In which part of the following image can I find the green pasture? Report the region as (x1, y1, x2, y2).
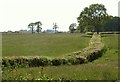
(2, 33, 90, 57)
(2, 34, 119, 80)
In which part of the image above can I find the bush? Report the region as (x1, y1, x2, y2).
(60, 58, 68, 65)
(29, 57, 49, 67)
(2, 59, 10, 67)
(51, 58, 61, 66)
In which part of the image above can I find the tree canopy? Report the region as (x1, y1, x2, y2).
(103, 16, 120, 32)
(69, 23, 77, 33)
(28, 21, 42, 34)
(77, 3, 108, 33)
(28, 23, 35, 34)
(35, 21, 42, 33)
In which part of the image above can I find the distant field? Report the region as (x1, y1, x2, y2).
(2, 33, 90, 57)
(2, 34, 118, 80)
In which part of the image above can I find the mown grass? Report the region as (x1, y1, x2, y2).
(2, 34, 118, 80)
(2, 33, 90, 57)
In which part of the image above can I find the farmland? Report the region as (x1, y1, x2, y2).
(2, 33, 119, 80)
(2, 33, 90, 57)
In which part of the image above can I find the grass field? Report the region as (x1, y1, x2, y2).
(2, 33, 90, 57)
(2, 33, 118, 80)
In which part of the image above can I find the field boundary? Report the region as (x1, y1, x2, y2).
(2, 33, 106, 68)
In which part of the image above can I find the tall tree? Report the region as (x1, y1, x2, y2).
(69, 23, 77, 33)
(35, 21, 42, 33)
(53, 23, 58, 33)
(28, 23, 35, 34)
(77, 4, 108, 33)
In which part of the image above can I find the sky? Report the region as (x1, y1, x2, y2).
(0, 0, 119, 32)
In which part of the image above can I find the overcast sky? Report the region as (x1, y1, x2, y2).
(0, 0, 119, 32)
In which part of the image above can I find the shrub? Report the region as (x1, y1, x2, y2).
(28, 57, 49, 67)
(2, 59, 10, 67)
(51, 58, 61, 66)
(61, 58, 68, 65)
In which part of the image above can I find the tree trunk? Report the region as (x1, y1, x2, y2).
(32, 27, 33, 34)
(55, 29, 56, 33)
(38, 28, 39, 34)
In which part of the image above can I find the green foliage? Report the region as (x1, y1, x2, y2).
(103, 16, 120, 31)
(28, 21, 42, 34)
(60, 58, 68, 65)
(77, 3, 108, 33)
(67, 57, 83, 65)
(28, 57, 49, 67)
(69, 23, 77, 33)
(51, 58, 62, 66)
(35, 21, 42, 33)
(77, 3, 120, 33)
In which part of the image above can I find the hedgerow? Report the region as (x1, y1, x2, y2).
(2, 33, 106, 68)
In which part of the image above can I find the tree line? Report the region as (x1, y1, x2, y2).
(28, 21, 42, 34)
(69, 4, 120, 33)
(28, 22, 59, 34)
(28, 4, 120, 34)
